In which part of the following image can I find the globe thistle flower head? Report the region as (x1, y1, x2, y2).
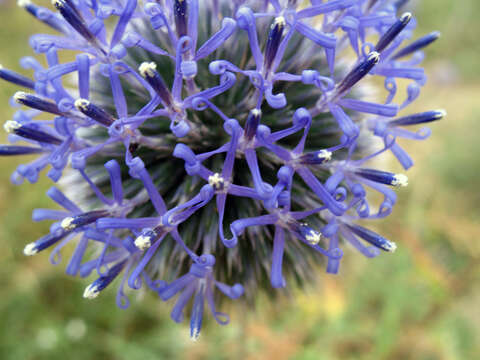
(0, 0, 443, 339)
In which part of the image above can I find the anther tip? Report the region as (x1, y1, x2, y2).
(60, 216, 75, 230)
(319, 149, 332, 162)
(251, 108, 262, 116)
(24, 242, 38, 256)
(17, 0, 31, 8)
(400, 12, 412, 23)
(138, 62, 157, 77)
(13, 91, 27, 103)
(190, 328, 200, 341)
(368, 51, 380, 63)
(4, 120, 21, 133)
(134, 235, 152, 251)
(386, 241, 397, 252)
(393, 174, 408, 187)
(208, 173, 225, 190)
(74, 98, 90, 111)
(303, 226, 322, 245)
(83, 284, 99, 299)
(274, 16, 286, 26)
(435, 109, 447, 119)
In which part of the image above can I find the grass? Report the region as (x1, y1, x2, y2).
(0, 1, 479, 359)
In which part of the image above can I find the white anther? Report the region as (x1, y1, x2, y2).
(83, 284, 99, 299)
(318, 149, 332, 162)
(139, 62, 157, 77)
(60, 216, 75, 230)
(392, 174, 408, 187)
(208, 173, 224, 189)
(273, 16, 286, 26)
(435, 109, 447, 119)
(17, 0, 32, 7)
(23, 242, 38, 256)
(384, 241, 397, 252)
(190, 327, 200, 341)
(305, 229, 322, 245)
(74, 98, 90, 111)
(13, 91, 27, 103)
(368, 51, 380, 63)
(400, 12, 412, 23)
(4, 120, 21, 133)
(134, 234, 152, 251)
(251, 108, 262, 116)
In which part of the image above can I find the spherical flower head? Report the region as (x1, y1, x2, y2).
(0, 0, 443, 339)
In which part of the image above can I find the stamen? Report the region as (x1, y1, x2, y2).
(264, 16, 286, 74)
(19, 0, 62, 31)
(354, 168, 408, 187)
(23, 242, 38, 256)
(52, 0, 102, 49)
(4, 120, 21, 133)
(60, 217, 74, 230)
(0, 145, 44, 156)
(174, 0, 188, 38)
(375, 12, 412, 53)
(17, 0, 32, 7)
(134, 226, 165, 251)
(138, 62, 157, 78)
(388, 109, 446, 127)
(14, 91, 64, 115)
(4, 120, 62, 145)
(336, 52, 380, 95)
(208, 173, 225, 191)
(391, 174, 408, 187)
(299, 149, 332, 165)
(23, 230, 70, 256)
(305, 230, 322, 245)
(134, 231, 154, 251)
(0, 64, 35, 89)
(83, 284, 100, 299)
(139, 62, 173, 107)
(346, 224, 396, 252)
(391, 31, 440, 60)
(243, 109, 261, 141)
(290, 222, 323, 245)
(60, 210, 110, 231)
(74, 98, 115, 127)
(83, 259, 127, 299)
(190, 286, 205, 341)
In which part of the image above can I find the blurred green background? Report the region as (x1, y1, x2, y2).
(0, 1, 479, 359)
